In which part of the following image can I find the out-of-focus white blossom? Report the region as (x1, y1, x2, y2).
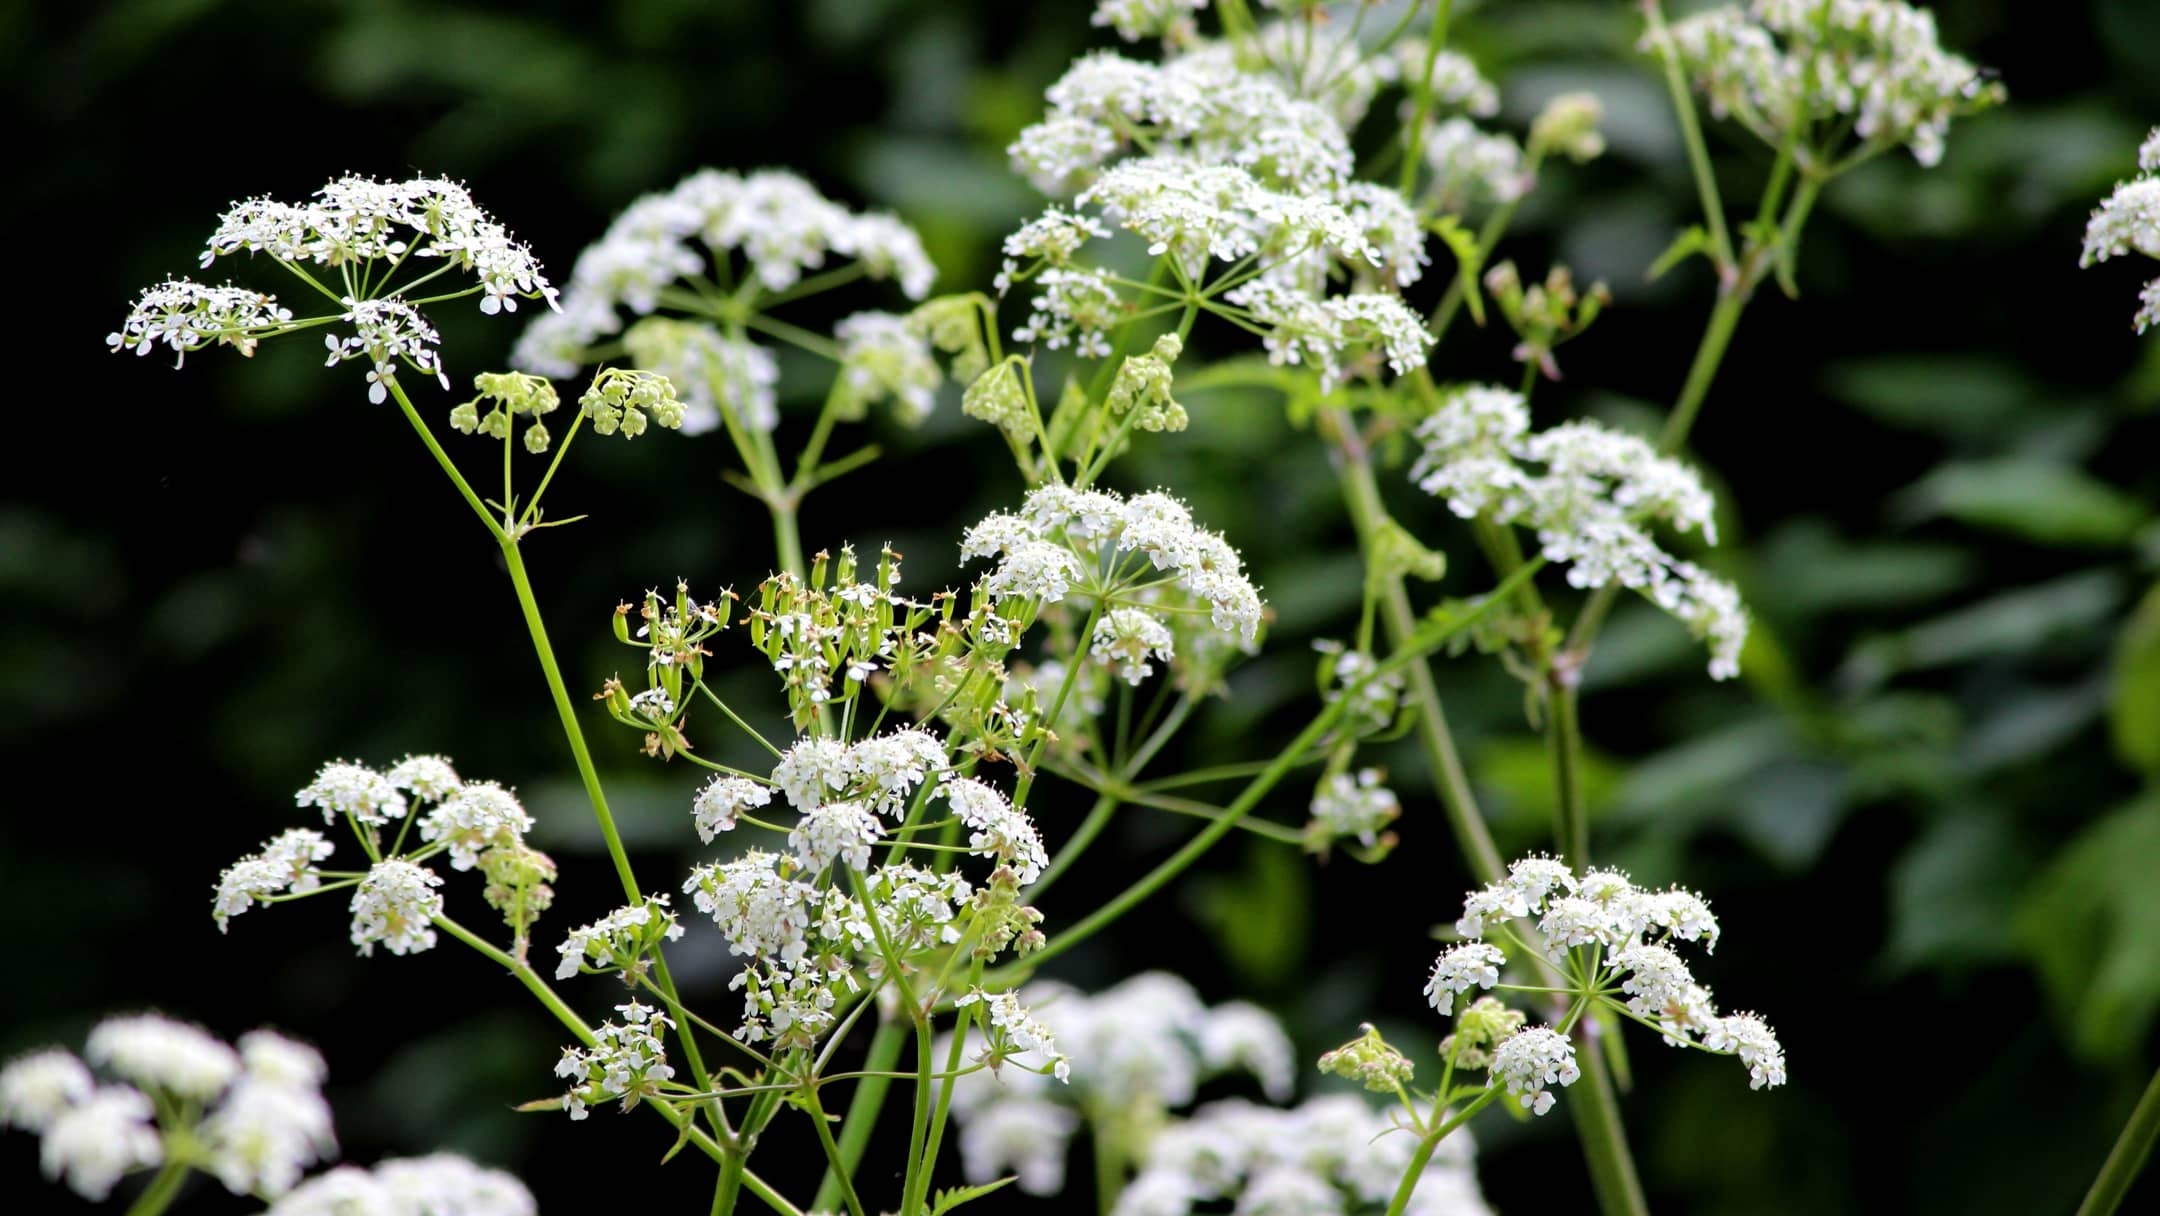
(38, 1086, 161, 1200)
(513, 168, 934, 377)
(1422, 118, 1531, 211)
(85, 1014, 240, 1102)
(267, 1154, 537, 1216)
(1306, 768, 1400, 849)
(835, 310, 942, 425)
(0, 1051, 93, 1133)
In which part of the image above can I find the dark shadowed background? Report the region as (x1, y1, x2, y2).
(5, 1, 2160, 1212)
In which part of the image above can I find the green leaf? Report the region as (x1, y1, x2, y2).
(929, 1178, 1018, 1215)
(1886, 808, 2026, 970)
(1822, 356, 2034, 439)
(1431, 214, 1485, 325)
(2112, 582, 2160, 776)
(2015, 793, 2160, 1061)
(1646, 224, 1710, 281)
(1894, 460, 2147, 548)
(1188, 839, 1311, 987)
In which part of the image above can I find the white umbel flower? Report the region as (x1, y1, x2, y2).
(295, 760, 407, 827)
(1094, 607, 1177, 685)
(943, 778, 1050, 885)
(2082, 129, 2160, 333)
(85, 1014, 240, 1101)
(1307, 768, 1400, 848)
(385, 754, 462, 803)
(266, 1154, 536, 1216)
(214, 828, 334, 932)
(693, 775, 773, 841)
(106, 279, 294, 366)
(39, 1086, 160, 1200)
(789, 800, 886, 873)
(349, 860, 445, 957)
(419, 780, 532, 871)
(0, 1050, 93, 1132)
(556, 896, 686, 981)
(1489, 1026, 1580, 1116)
(1704, 1013, 1788, 1090)
(200, 1073, 336, 1198)
(1425, 943, 1507, 1016)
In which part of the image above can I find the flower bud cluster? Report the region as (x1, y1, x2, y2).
(579, 367, 685, 437)
(449, 371, 560, 454)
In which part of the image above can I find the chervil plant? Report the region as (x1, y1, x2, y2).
(44, 2, 2078, 1214)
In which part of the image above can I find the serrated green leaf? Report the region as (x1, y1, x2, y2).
(930, 1176, 1018, 1215)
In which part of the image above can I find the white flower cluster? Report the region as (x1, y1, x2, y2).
(106, 279, 294, 366)
(1440, 856, 1786, 1097)
(833, 310, 941, 425)
(962, 483, 1266, 651)
(1, 1018, 333, 1201)
(946, 973, 1300, 1197)
(1116, 1095, 1492, 1216)
(555, 1001, 676, 1119)
(512, 168, 935, 378)
(1651, 0, 2003, 167)
(349, 859, 445, 957)
(2081, 126, 2160, 333)
(264, 1153, 535, 1216)
(1307, 767, 1401, 848)
(1422, 117, 1531, 211)
(417, 781, 533, 871)
(1411, 385, 1748, 678)
(1223, 277, 1436, 387)
(1011, 48, 1351, 197)
(555, 895, 687, 981)
(622, 317, 781, 435)
(676, 725, 1039, 1045)
(202, 175, 555, 315)
(112, 176, 556, 399)
(214, 828, 334, 932)
(1092, 0, 1205, 43)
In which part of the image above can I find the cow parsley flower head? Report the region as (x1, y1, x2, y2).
(1650, 0, 2004, 168)
(959, 989, 1071, 1082)
(2081, 129, 2160, 333)
(555, 1001, 676, 1119)
(1306, 768, 1400, 849)
(106, 280, 294, 367)
(296, 760, 407, 827)
(944, 778, 1050, 885)
(693, 775, 773, 842)
(683, 850, 821, 964)
(556, 896, 686, 981)
(1412, 385, 1748, 678)
(385, 754, 462, 803)
(1423, 118, 1531, 212)
(267, 1154, 536, 1216)
(199, 1069, 337, 1197)
(834, 311, 941, 425)
(1425, 943, 1507, 1016)
(1094, 607, 1178, 685)
(789, 801, 886, 873)
(1704, 1012, 1788, 1090)
(214, 828, 335, 932)
(512, 168, 933, 376)
(38, 1086, 161, 1200)
(1223, 280, 1435, 388)
(0, 1051, 93, 1133)
(419, 781, 533, 871)
(85, 1015, 240, 1102)
(1490, 1026, 1579, 1115)
(349, 859, 445, 957)
(1092, 0, 1205, 42)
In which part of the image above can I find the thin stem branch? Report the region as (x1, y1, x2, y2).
(2079, 1062, 2160, 1216)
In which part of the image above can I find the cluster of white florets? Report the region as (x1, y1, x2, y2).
(1434, 856, 1785, 1103)
(1116, 1094, 1492, 1216)
(1423, 117, 1531, 211)
(555, 895, 687, 982)
(946, 973, 1301, 1197)
(834, 310, 942, 425)
(676, 724, 1044, 1046)
(1650, 0, 2003, 168)
(1306, 767, 1401, 848)
(263, 1152, 536, 1216)
(111, 176, 555, 400)
(1, 1017, 334, 1201)
(1223, 278, 1436, 387)
(554, 1001, 677, 1120)
(511, 168, 935, 378)
(213, 828, 334, 932)
(1411, 384, 1748, 678)
(962, 484, 1266, 654)
(2082, 127, 2160, 333)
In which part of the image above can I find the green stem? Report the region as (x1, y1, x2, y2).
(124, 1159, 191, 1216)
(900, 1013, 935, 1216)
(1570, 1035, 1651, 1216)
(814, 1018, 907, 1211)
(389, 378, 505, 542)
(1655, 285, 1749, 454)
(1329, 413, 1505, 885)
(2079, 1062, 2160, 1216)
(1382, 1089, 1500, 1216)
(1645, 0, 1735, 271)
(802, 1085, 869, 1216)
(715, 1152, 747, 1216)
(1398, 0, 1458, 196)
(1550, 681, 1591, 869)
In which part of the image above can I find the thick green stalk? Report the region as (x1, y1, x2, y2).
(813, 1018, 906, 1211)
(2079, 1063, 2160, 1216)
(1570, 1037, 1650, 1216)
(124, 1160, 191, 1216)
(1329, 412, 1505, 884)
(801, 1085, 868, 1216)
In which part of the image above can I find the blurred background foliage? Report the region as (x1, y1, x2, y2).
(5, 0, 2160, 1212)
